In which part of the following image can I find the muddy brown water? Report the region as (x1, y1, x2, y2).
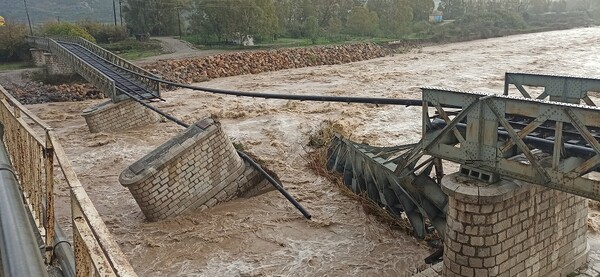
(25, 26, 600, 276)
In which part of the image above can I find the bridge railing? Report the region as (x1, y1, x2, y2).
(0, 85, 137, 276)
(53, 36, 161, 96)
(27, 36, 119, 102)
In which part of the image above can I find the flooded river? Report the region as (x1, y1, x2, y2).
(28, 26, 600, 276)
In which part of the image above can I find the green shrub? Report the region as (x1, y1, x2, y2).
(77, 20, 129, 43)
(40, 22, 96, 42)
(454, 10, 526, 38)
(0, 23, 29, 62)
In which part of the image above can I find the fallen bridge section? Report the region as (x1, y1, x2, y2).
(327, 136, 447, 240)
(120, 119, 273, 221)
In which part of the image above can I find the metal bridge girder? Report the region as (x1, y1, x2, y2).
(504, 72, 600, 105)
(422, 87, 600, 201)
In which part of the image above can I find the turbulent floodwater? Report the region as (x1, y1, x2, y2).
(28, 27, 600, 276)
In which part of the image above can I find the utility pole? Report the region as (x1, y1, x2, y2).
(113, 0, 118, 26)
(119, 0, 124, 26)
(23, 0, 33, 35)
(177, 7, 182, 39)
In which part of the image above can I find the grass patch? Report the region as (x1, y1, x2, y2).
(118, 49, 165, 60)
(182, 35, 397, 50)
(100, 38, 166, 60)
(0, 61, 33, 71)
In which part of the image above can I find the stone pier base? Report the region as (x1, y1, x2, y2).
(30, 48, 75, 75)
(119, 118, 272, 221)
(30, 48, 47, 66)
(440, 173, 588, 277)
(81, 100, 160, 133)
(43, 53, 74, 75)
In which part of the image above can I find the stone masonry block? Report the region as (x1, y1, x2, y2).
(82, 99, 160, 133)
(120, 118, 275, 221)
(442, 173, 588, 277)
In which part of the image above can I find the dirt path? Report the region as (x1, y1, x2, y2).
(0, 68, 38, 86)
(136, 37, 227, 64)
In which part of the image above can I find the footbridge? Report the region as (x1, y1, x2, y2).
(7, 36, 599, 276)
(27, 36, 161, 102)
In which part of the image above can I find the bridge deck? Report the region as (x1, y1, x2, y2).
(57, 41, 159, 102)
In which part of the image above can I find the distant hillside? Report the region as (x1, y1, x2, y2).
(0, 0, 118, 25)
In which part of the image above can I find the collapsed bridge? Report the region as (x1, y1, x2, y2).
(9, 36, 600, 276)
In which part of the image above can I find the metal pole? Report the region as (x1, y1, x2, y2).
(0, 125, 48, 277)
(23, 0, 33, 35)
(119, 0, 124, 26)
(113, 0, 118, 26)
(177, 8, 182, 39)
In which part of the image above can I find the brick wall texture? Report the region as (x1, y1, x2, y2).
(43, 53, 75, 75)
(120, 119, 269, 221)
(82, 99, 160, 133)
(30, 49, 46, 66)
(443, 177, 588, 277)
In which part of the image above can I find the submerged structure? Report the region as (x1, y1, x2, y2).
(14, 35, 600, 276)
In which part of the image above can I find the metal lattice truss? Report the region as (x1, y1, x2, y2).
(505, 72, 600, 105)
(327, 136, 447, 239)
(421, 87, 600, 201)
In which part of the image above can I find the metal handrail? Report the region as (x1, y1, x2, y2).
(0, 130, 48, 277)
(27, 36, 118, 101)
(0, 84, 137, 276)
(52, 36, 161, 95)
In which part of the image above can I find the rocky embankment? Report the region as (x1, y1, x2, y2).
(7, 82, 103, 104)
(142, 43, 389, 83)
(7, 43, 389, 104)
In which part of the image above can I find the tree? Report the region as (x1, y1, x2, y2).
(530, 0, 551, 13)
(123, 0, 181, 35)
(191, 0, 279, 44)
(304, 16, 320, 43)
(272, 0, 357, 38)
(40, 22, 96, 42)
(325, 17, 343, 36)
(0, 23, 28, 62)
(254, 0, 280, 40)
(368, 0, 413, 37)
(439, 0, 466, 19)
(346, 6, 379, 36)
(409, 0, 434, 21)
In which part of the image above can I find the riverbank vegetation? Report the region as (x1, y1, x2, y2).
(2, 0, 600, 63)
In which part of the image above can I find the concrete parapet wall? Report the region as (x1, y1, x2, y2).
(81, 99, 160, 133)
(119, 119, 270, 221)
(441, 173, 588, 277)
